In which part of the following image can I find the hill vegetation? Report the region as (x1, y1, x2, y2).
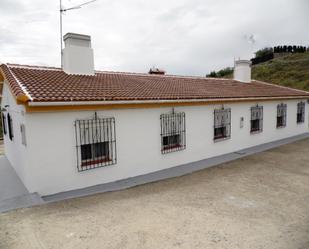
(207, 51, 309, 91)
(251, 52, 309, 91)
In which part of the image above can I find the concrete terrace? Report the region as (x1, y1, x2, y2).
(0, 136, 309, 248)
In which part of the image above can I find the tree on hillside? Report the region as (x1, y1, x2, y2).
(273, 45, 307, 53)
(206, 67, 233, 78)
(255, 47, 273, 58)
(283, 46, 287, 52)
(207, 71, 217, 77)
(251, 47, 274, 65)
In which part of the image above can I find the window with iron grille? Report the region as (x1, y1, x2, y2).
(75, 115, 116, 172)
(250, 105, 263, 133)
(214, 108, 231, 141)
(277, 103, 287, 128)
(297, 102, 305, 124)
(1, 113, 7, 135)
(160, 111, 186, 154)
(7, 113, 13, 141)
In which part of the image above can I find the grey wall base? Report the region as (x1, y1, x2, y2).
(0, 156, 44, 213)
(0, 193, 44, 213)
(0, 156, 29, 202)
(43, 133, 309, 203)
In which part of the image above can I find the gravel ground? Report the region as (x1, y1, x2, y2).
(0, 138, 309, 249)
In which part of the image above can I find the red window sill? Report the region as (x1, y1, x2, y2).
(214, 135, 227, 140)
(250, 128, 261, 133)
(81, 158, 111, 167)
(162, 144, 183, 151)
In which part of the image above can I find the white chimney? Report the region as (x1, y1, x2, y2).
(62, 33, 95, 76)
(233, 60, 251, 83)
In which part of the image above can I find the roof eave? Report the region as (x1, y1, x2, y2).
(28, 95, 309, 107)
(0, 64, 32, 104)
(16, 93, 30, 104)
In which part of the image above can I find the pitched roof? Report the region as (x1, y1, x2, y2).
(1, 63, 309, 104)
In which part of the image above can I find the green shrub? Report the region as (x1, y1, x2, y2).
(207, 67, 233, 78)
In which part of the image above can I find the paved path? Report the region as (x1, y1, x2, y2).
(0, 156, 43, 213)
(0, 156, 29, 202)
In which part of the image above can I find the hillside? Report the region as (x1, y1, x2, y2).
(252, 52, 309, 91)
(218, 52, 309, 91)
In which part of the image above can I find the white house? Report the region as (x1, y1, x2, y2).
(1, 33, 309, 196)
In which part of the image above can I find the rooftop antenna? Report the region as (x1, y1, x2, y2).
(59, 0, 97, 68)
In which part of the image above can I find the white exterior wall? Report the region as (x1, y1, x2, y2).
(20, 99, 308, 196)
(1, 83, 29, 185)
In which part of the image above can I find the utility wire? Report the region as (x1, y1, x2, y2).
(60, 0, 98, 67)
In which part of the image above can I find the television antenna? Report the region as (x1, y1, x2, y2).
(59, 0, 97, 67)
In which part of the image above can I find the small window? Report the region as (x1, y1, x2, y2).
(277, 103, 287, 128)
(1, 113, 7, 135)
(250, 105, 263, 133)
(162, 134, 180, 149)
(7, 113, 13, 141)
(20, 124, 27, 145)
(297, 102, 305, 124)
(81, 142, 109, 164)
(75, 115, 116, 172)
(214, 108, 231, 141)
(214, 126, 227, 138)
(160, 111, 186, 154)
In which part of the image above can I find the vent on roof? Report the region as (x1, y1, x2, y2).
(149, 67, 165, 75)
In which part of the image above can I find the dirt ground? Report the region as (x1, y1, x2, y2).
(0, 140, 4, 155)
(1, 139, 309, 249)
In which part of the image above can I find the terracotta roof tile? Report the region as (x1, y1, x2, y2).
(1, 63, 309, 103)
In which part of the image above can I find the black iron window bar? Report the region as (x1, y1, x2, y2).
(7, 113, 13, 141)
(297, 102, 305, 123)
(250, 105, 263, 133)
(277, 103, 287, 128)
(1, 112, 7, 136)
(214, 108, 231, 141)
(75, 113, 117, 172)
(160, 110, 186, 154)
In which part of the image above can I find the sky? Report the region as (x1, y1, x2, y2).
(0, 0, 308, 76)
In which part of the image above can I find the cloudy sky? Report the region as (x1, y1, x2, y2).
(0, 0, 308, 76)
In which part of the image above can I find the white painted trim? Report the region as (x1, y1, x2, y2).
(6, 66, 33, 101)
(7, 64, 61, 71)
(28, 96, 309, 107)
